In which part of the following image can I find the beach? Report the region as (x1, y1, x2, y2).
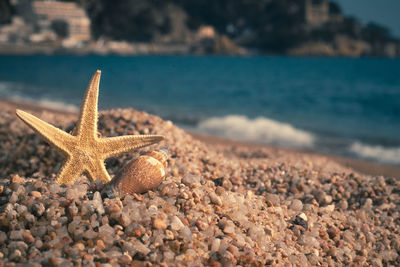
(0, 99, 399, 265)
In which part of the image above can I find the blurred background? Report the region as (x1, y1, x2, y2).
(0, 0, 399, 165)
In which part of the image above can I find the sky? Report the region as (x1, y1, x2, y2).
(333, 0, 400, 38)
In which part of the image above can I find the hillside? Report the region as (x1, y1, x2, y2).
(1, 0, 399, 57)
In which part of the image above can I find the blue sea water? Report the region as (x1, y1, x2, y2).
(0, 55, 399, 165)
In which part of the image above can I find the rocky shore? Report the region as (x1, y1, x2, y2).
(0, 105, 399, 266)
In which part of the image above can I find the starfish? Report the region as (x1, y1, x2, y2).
(16, 70, 164, 185)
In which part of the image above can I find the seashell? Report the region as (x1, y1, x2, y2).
(102, 148, 168, 198)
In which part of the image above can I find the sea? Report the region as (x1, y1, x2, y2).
(0, 55, 399, 165)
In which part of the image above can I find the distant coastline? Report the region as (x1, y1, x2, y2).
(0, 41, 398, 58)
(1, 0, 399, 58)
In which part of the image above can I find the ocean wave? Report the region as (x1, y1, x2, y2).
(0, 81, 78, 113)
(197, 115, 315, 148)
(349, 142, 400, 165)
(9, 95, 79, 113)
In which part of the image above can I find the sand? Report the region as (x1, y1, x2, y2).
(0, 99, 399, 266)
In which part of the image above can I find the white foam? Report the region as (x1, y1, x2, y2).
(349, 142, 400, 165)
(197, 115, 314, 148)
(9, 95, 79, 113)
(35, 98, 78, 113)
(0, 81, 78, 113)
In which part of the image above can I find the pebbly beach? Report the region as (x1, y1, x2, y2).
(0, 99, 399, 266)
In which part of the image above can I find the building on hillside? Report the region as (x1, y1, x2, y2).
(305, 0, 329, 26)
(32, 0, 91, 42)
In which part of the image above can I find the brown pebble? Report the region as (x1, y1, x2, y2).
(11, 174, 22, 184)
(208, 258, 222, 267)
(30, 191, 42, 198)
(120, 254, 132, 264)
(209, 192, 222, 206)
(23, 231, 35, 244)
(74, 242, 85, 251)
(195, 220, 207, 231)
(152, 217, 167, 230)
(96, 240, 105, 250)
(83, 254, 94, 260)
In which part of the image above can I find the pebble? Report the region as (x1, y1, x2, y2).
(152, 217, 167, 230)
(182, 174, 201, 187)
(92, 191, 105, 215)
(30, 191, 42, 198)
(170, 216, 185, 231)
(290, 199, 303, 211)
(209, 192, 222, 206)
(31, 203, 45, 217)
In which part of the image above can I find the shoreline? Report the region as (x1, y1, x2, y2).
(1, 97, 399, 178)
(0, 43, 399, 58)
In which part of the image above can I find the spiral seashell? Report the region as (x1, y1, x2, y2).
(102, 148, 168, 198)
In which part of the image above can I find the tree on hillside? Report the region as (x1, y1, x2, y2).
(86, 0, 171, 41)
(362, 23, 396, 43)
(0, 0, 13, 24)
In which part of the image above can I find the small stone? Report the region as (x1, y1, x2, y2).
(31, 203, 45, 217)
(99, 224, 114, 236)
(92, 191, 105, 215)
(96, 239, 105, 250)
(74, 242, 85, 251)
(134, 240, 151, 255)
(9, 249, 22, 262)
(66, 185, 87, 200)
(195, 220, 207, 231)
(0, 231, 7, 243)
(265, 193, 280, 206)
(30, 191, 42, 198)
(170, 216, 185, 231)
(362, 198, 373, 210)
(299, 235, 319, 248)
(9, 230, 24, 240)
(223, 225, 235, 234)
(35, 240, 43, 249)
(324, 195, 333, 204)
(8, 241, 28, 251)
(120, 254, 132, 265)
(182, 174, 201, 187)
(165, 230, 174, 240)
(49, 184, 62, 194)
(211, 238, 221, 252)
(290, 199, 303, 211)
(293, 214, 308, 230)
(23, 231, 35, 244)
(9, 192, 18, 203)
(327, 226, 339, 239)
(152, 217, 167, 230)
(11, 174, 22, 184)
(119, 213, 131, 227)
(209, 192, 222, 206)
(83, 229, 98, 239)
(49, 257, 72, 267)
(338, 199, 348, 210)
(213, 178, 223, 187)
(68, 202, 78, 217)
(298, 213, 308, 221)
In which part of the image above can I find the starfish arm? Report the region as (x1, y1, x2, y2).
(100, 135, 164, 158)
(56, 158, 84, 185)
(16, 109, 75, 155)
(87, 160, 111, 184)
(75, 70, 101, 140)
